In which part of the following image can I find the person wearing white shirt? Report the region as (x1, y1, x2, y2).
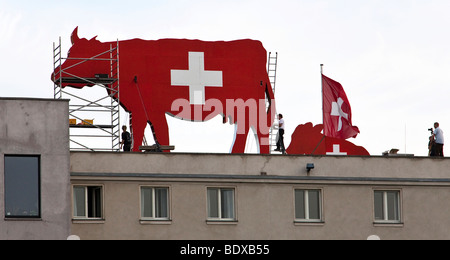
(275, 114, 285, 153)
(433, 122, 444, 157)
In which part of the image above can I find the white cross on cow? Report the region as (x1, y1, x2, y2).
(326, 144, 348, 156)
(171, 52, 223, 105)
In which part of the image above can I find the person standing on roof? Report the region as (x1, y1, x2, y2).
(275, 114, 285, 153)
(120, 125, 132, 152)
(433, 122, 444, 157)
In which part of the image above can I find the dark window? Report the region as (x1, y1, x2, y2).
(73, 186, 103, 219)
(4, 155, 40, 218)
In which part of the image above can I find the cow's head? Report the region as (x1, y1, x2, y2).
(52, 27, 110, 88)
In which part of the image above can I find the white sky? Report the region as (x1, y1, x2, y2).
(1, 0, 450, 156)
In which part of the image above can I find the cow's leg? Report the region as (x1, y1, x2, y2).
(131, 117, 146, 152)
(257, 131, 271, 154)
(149, 114, 170, 152)
(231, 123, 249, 154)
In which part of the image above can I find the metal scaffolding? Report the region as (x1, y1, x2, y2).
(53, 37, 121, 152)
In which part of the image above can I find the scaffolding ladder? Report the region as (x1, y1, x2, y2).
(53, 37, 121, 152)
(267, 52, 283, 154)
(268, 52, 278, 94)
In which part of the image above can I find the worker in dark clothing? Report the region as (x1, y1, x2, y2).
(120, 125, 132, 152)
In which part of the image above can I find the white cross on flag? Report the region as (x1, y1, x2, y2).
(322, 74, 360, 139)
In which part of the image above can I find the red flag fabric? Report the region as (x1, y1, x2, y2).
(322, 74, 360, 139)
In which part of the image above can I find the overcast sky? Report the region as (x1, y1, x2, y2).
(1, 0, 449, 156)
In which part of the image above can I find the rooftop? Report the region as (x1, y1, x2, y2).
(70, 151, 450, 184)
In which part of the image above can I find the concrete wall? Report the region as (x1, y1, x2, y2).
(70, 152, 450, 179)
(0, 98, 71, 240)
(70, 152, 450, 240)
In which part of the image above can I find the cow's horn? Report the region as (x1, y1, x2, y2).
(71, 27, 80, 45)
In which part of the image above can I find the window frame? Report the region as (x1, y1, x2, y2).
(139, 186, 171, 221)
(373, 189, 402, 224)
(206, 187, 237, 222)
(4, 155, 41, 219)
(294, 188, 324, 223)
(72, 184, 104, 220)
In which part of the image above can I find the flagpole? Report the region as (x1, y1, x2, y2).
(320, 64, 324, 126)
(312, 64, 326, 155)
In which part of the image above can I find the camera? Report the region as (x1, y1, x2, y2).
(429, 128, 434, 135)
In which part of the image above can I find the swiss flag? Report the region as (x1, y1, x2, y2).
(322, 74, 360, 139)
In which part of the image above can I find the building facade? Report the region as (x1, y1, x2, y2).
(2, 97, 450, 240)
(0, 98, 71, 240)
(70, 152, 450, 240)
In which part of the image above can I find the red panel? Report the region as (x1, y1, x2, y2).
(286, 123, 370, 156)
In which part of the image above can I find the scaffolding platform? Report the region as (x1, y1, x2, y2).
(58, 77, 117, 85)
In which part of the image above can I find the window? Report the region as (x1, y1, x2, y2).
(207, 188, 235, 221)
(73, 186, 103, 219)
(374, 190, 401, 223)
(294, 189, 322, 222)
(4, 155, 41, 218)
(140, 187, 170, 220)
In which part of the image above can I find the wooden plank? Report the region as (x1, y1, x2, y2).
(69, 124, 114, 129)
(139, 145, 175, 152)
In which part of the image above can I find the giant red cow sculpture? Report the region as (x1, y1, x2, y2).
(52, 27, 276, 153)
